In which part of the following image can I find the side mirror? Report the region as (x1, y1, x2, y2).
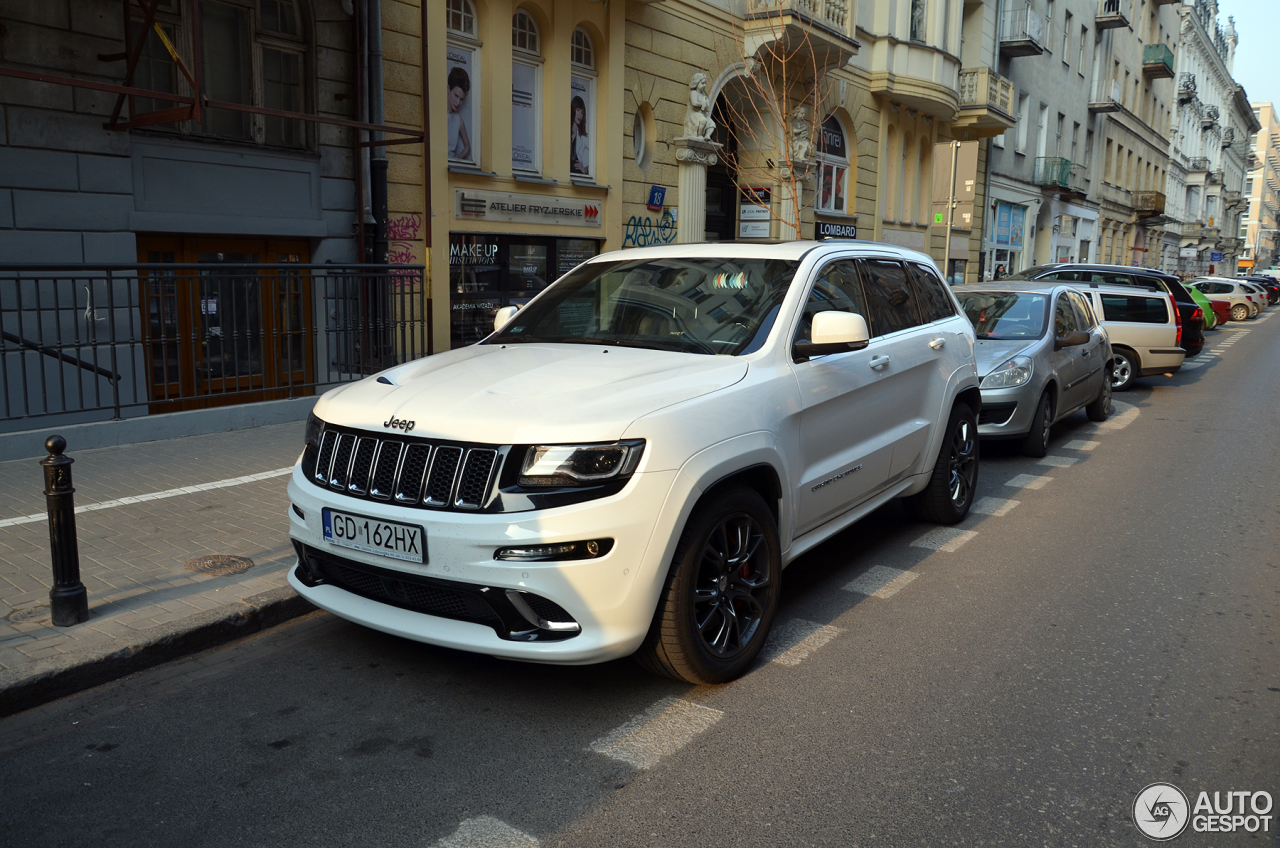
(494, 305, 520, 333)
(1055, 330, 1090, 350)
(793, 311, 870, 361)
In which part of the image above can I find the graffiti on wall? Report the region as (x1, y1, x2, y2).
(387, 213, 422, 242)
(622, 210, 677, 247)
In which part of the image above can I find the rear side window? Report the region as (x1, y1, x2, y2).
(1085, 272, 1134, 286)
(1037, 270, 1082, 281)
(858, 259, 922, 336)
(906, 262, 956, 323)
(1099, 293, 1170, 324)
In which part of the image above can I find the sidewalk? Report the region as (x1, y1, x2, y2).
(0, 422, 316, 716)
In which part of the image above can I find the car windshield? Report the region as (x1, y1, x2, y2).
(955, 291, 1049, 340)
(486, 256, 800, 355)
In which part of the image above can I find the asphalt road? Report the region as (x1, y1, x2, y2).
(2, 317, 1278, 848)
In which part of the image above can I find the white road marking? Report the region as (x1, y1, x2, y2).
(0, 467, 294, 528)
(589, 697, 723, 769)
(1006, 473, 1053, 490)
(758, 618, 843, 664)
(971, 496, 1021, 516)
(842, 566, 918, 599)
(432, 817, 540, 848)
(1038, 455, 1079, 468)
(910, 527, 978, 552)
(1063, 440, 1100, 451)
(1094, 402, 1139, 431)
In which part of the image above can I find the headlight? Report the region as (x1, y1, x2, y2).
(304, 412, 323, 449)
(980, 356, 1034, 389)
(518, 440, 645, 487)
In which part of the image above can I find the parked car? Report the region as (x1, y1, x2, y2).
(1007, 263, 1204, 358)
(1191, 278, 1260, 321)
(1068, 284, 1185, 391)
(954, 282, 1112, 457)
(1239, 275, 1280, 305)
(1184, 285, 1219, 329)
(1239, 282, 1272, 312)
(1206, 298, 1232, 327)
(286, 241, 982, 684)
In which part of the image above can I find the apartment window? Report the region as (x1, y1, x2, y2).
(446, 0, 480, 166)
(1036, 105, 1048, 158)
(1078, 26, 1087, 74)
(1045, 0, 1055, 50)
(1055, 113, 1065, 158)
(1104, 140, 1113, 183)
(910, 0, 926, 42)
(1062, 12, 1072, 65)
(570, 28, 596, 180)
(1015, 94, 1030, 153)
(512, 8, 542, 173)
(1071, 121, 1080, 163)
(816, 115, 850, 214)
(1085, 130, 1094, 169)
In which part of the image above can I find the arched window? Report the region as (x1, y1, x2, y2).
(512, 8, 542, 172)
(816, 116, 849, 214)
(570, 27, 596, 179)
(446, 0, 480, 165)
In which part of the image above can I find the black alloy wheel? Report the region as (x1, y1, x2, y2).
(946, 413, 978, 512)
(691, 514, 772, 659)
(907, 403, 979, 525)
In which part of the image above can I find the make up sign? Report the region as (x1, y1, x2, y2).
(454, 189, 602, 227)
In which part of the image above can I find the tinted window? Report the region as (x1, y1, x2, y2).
(1037, 270, 1082, 281)
(907, 262, 956, 323)
(1085, 271, 1134, 286)
(858, 259, 922, 336)
(1054, 295, 1080, 335)
(1068, 291, 1097, 329)
(796, 260, 868, 342)
(1099, 294, 1170, 324)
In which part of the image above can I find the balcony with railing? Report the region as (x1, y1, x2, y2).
(1186, 156, 1210, 172)
(1177, 72, 1197, 102)
(1181, 222, 1202, 239)
(999, 7, 1046, 58)
(1097, 0, 1130, 30)
(1208, 168, 1224, 185)
(1142, 43, 1175, 80)
(1201, 105, 1219, 128)
(1134, 191, 1167, 216)
(744, 0, 859, 71)
(1089, 79, 1122, 113)
(1034, 157, 1087, 197)
(954, 67, 1017, 137)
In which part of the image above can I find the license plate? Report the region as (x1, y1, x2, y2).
(322, 508, 426, 563)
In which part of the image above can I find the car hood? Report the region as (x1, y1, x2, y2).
(313, 343, 749, 444)
(974, 338, 1040, 377)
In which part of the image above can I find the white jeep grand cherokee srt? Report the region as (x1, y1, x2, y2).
(288, 241, 981, 683)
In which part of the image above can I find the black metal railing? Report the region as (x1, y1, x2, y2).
(1, 264, 430, 426)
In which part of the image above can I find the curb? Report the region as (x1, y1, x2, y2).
(0, 586, 316, 718)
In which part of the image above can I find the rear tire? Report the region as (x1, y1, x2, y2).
(1111, 349, 1138, 392)
(1086, 364, 1113, 422)
(637, 487, 780, 685)
(1231, 303, 1249, 322)
(906, 403, 979, 525)
(1020, 390, 1053, 458)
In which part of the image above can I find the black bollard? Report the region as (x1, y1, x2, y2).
(40, 435, 88, 626)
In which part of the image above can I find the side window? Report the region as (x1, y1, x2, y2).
(1067, 291, 1096, 329)
(906, 262, 957, 323)
(796, 260, 867, 342)
(1038, 270, 1081, 281)
(857, 259, 922, 336)
(1053, 294, 1080, 336)
(1101, 294, 1170, 323)
(1087, 272, 1132, 286)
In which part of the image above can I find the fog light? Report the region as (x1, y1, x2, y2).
(494, 539, 613, 561)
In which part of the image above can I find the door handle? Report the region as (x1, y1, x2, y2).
(929, 337, 946, 350)
(870, 355, 891, 371)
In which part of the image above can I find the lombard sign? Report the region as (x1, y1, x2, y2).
(816, 221, 857, 240)
(455, 189, 601, 227)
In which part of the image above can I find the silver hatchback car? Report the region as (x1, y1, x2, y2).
(954, 282, 1113, 456)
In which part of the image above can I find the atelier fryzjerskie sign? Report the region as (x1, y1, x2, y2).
(454, 189, 602, 227)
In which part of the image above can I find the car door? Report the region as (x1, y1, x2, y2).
(1050, 291, 1091, 414)
(788, 258, 897, 535)
(1067, 289, 1108, 392)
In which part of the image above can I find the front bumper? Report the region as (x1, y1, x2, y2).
(975, 381, 1041, 439)
(286, 464, 680, 664)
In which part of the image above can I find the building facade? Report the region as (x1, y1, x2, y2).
(1242, 101, 1280, 272)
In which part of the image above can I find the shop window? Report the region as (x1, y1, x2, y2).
(512, 9, 542, 173)
(570, 28, 596, 180)
(816, 116, 849, 215)
(447, 0, 480, 166)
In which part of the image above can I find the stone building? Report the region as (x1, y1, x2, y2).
(1242, 102, 1280, 273)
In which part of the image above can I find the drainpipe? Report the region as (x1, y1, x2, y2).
(368, 0, 389, 264)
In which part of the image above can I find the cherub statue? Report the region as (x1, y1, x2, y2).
(788, 103, 812, 161)
(683, 72, 716, 141)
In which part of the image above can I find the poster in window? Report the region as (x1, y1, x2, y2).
(512, 62, 537, 170)
(570, 75, 593, 178)
(446, 45, 476, 165)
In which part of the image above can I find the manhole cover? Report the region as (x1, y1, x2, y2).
(185, 554, 255, 576)
(8, 605, 50, 624)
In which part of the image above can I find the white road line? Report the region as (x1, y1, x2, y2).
(758, 618, 843, 665)
(1038, 455, 1079, 468)
(432, 817, 540, 848)
(1063, 439, 1100, 451)
(1006, 473, 1053, 490)
(589, 697, 723, 769)
(1094, 403, 1139, 431)
(842, 566, 918, 599)
(971, 496, 1021, 516)
(910, 527, 978, 552)
(0, 467, 295, 528)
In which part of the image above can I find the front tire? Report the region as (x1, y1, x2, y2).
(637, 487, 781, 684)
(1021, 390, 1053, 458)
(1111, 349, 1138, 392)
(906, 403, 979, 525)
(1086, 363, 1113, 422)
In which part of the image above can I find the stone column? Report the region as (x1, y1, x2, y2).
(673, 137, 721, 243)
(779, 159, 812, 241)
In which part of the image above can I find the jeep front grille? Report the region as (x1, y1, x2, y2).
(307, 424, 502, 511)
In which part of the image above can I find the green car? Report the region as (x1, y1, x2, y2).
(1186, 285, 1217, 329)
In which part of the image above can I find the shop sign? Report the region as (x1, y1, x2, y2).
(992, 202, 1025, 248)
(454, 189, 601, 227)
(1210, 251, 1224, 261)
(739, 187, 771, 239)
(816, 221, 857, 239)
(646, 185, 666, 211)
(1179, 247, 1199, 258)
